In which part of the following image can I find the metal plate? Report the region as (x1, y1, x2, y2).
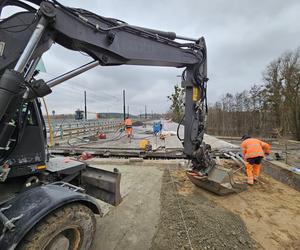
(46, 156, 86, 174)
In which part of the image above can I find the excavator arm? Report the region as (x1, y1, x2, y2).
(0, 0, 213, 176)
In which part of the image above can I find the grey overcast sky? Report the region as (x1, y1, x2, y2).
(3, 1, 300, 115)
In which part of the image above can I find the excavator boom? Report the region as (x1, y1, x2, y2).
(0, 0, 206, 160)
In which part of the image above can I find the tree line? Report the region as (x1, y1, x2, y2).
(168, 47, 300, 140)
(207, 47, 300, 140)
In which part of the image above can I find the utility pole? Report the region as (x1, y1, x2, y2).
(123, 90, 126, 121)
(127, 105, 129, 117)
(84, 90, 87, 120)
(145, 105, 147, 119)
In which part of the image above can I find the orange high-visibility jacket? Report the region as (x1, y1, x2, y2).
(240, 138, 270, 160)
(124, 118, 132, 127)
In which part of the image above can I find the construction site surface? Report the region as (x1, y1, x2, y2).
(51, 120, 300, 250)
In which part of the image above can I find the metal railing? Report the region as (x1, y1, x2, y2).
(46, 119, 123, 140)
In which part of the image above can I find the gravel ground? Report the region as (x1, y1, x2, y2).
(150, 168, 257, 250)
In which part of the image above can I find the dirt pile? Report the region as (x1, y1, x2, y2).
(150, 168, 257, 250)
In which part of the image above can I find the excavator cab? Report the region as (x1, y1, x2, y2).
(0, 100, 47, 178)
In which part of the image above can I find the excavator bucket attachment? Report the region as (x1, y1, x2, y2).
(81, 166, 122, 206)
(46, 157, 122, 206)
(186, 167, 247, 195)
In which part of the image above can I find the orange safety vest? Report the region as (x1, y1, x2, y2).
(124, 118, 132, 127)
(240, 138, 270, 160)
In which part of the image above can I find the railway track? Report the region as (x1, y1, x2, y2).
(50, 146, 186, 159)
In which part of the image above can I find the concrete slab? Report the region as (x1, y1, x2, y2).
(204, 134, 238, 150)
(161, 120, 238, 150)
(89, 162, 165, 250)
(73, 120, 238, 152)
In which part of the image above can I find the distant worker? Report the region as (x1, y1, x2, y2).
(153, 120, 162, 135)
(124, 116, 133, 137)
(240, 135, 270, 185)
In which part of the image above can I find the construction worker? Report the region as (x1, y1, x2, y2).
(124, 116, 133, 137)
(240, 135, 270, 185)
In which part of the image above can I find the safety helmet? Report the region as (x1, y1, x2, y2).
(241, 134, 251, 141)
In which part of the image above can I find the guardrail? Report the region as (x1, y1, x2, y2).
(46, 119, 123, 140)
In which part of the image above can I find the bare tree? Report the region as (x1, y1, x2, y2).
(206, 47, 300, 141)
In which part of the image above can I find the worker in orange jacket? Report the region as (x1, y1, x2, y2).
(124, 117, 133, 138)
(240, 135, 270, 185)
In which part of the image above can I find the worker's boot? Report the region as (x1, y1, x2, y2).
(247, 177, 254, 185)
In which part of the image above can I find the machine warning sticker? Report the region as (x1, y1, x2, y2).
(0, 42, 5, 57)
